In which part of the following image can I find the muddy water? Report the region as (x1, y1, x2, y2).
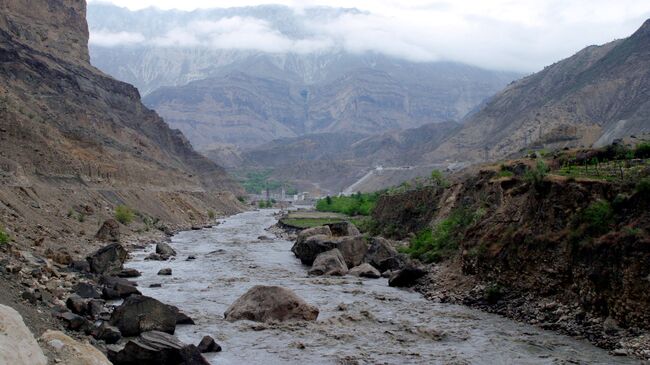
(126, 210, 634, 365)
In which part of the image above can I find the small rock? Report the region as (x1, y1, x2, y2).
(388, 265, 427, 288)
(22, 289, 41, 304)
(308, 249, 348, 276)
(91, 322, 121, 345)
(74, 282, 101, 299)
(158, 268, 172, 276)
(95, 219, 120, 242)
(186, 255, 196, 261)
(149, 283, 162, 288)
(88, 299, 105, 318)
(144, 253, 165, 261)
(66, 295, 88, 315)
(58, 312, 87, 331)
(197, 335, 222, 353)
(107, 331, 209, 365)
(155, 242, 176, 257)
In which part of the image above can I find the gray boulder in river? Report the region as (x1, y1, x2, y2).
(291, 234, 339, 265)
(349, 263, 381, 278)
(363, 237, 405, 272)
(110, 295, 178, 336)
(309, 248, 349, 276)
(224, 285, 319, 322)
(336, 235, 369, 268)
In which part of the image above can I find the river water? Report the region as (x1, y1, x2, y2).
(125, 209, 635, 365)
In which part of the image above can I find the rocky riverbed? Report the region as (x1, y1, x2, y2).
(123, 209, 636, 364)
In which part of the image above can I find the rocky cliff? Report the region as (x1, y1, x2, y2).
(430, 19, 650, 163)
(0, 0, 243, 258)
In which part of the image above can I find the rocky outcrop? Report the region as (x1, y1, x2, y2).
(224, 286, 319, 322)
(87, 244, 127, 275)
(107, 331, 209, 365)
(40, 330, 111, 365)
(0, 305, 47, 365)
(110, 295, 178, 336)
(308, 249, 348, 276)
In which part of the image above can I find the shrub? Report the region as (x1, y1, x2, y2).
(581, 200, 613, 235)
(485, 284, 503, 304)
(236, 196, 247, 203)
(524, 160, 549, 190)
(0, 227, 9, 244)
(402, 208, 479, 263)
(636, 178, 650, 199)
(207, 210, 216, 220)
(316, 192, 380, 216)
(114, 205, 134, 225)
(431, 170, 449, 188)
(634, 142, 650, 159)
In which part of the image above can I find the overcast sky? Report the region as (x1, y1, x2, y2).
(88, 0, 650, 72)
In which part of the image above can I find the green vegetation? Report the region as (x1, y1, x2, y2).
(280, 217, 344, 229)
(497, 170, 514, 178)
(114, 205, 135, 225)
(316, 192, 380, 216)
(401, 207, 482, 263)
(485, 283, 503, 304)
(207, 210, 216, 220)
(258, 200, 273, 209)
(236, 196, 247, 203)
(237, 170, 297, 195)
(349, 216, 377, 234)
(634, 142, 650, 159)
(0, 226, 9, 244)
(581, 200, 614, 235)
(430, 170, 449, 187)
(524, 160, 549, 189)
(636, 178, 650, 199)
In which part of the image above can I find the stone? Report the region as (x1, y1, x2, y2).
(335, 235, 369, 268)
(108, 331, 209, 365)
(74, 282, 101, 299)
(145, 253, 166, 261)
(87, 243, 127, 274)
(296, 226, 332, 244)
(117, 268, 141, 278)
(388, 265, 427, 288)
(291, 234, 339, 265)
(363, 237, 404, 272)
(95, 219, 120, 242)
(59, 311, 87, 331)
(0, 304, 47, 365)
(46, 249, 73, 266)
(41, 330, 111, 365)
(88, 299, 105, 318)
(158, 268, 172, 276)
(349, 263, 381, 278)
(101, 276, 141, 299)
(21, 289, 41, 304)
(70, 260, 90, 272)
(224, 285, 319, 323)
(91, 322, 121, 345)
(326, 221, 361, 237)
(110, 295, 178, 336)
(66, 294, 88, 315)
(308, 249, 349, 276)
(186, 255, 196, 261)
(149, 283, 162, 288)
(156, 242, 177, 257)
(175, 310, 195, 325)
(197, 335, 222, 353)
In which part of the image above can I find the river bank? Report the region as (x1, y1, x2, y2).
(122, 209, 635, 364)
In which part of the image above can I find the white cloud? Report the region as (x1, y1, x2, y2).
(87, 0, 650, 72)
(89, 30, 145, 47)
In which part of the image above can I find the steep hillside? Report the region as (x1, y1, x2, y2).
(0, 0, 243, 257)
(431, 19, 650, 163)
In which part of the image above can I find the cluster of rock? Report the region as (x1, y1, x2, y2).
(290, 222, 426, 287)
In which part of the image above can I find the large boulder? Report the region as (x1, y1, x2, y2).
(363, 237, 404, 272)
(110, 295, 177, 336)
(155, 242, 177, 258)
(326, 221, 360, 237)
(388, 265, 427, 287)
(95, 219, 120, 242)
(348, 263, 381, 279)
(41, 330, 111, 365)
(291, 234, 339, 265)
(308, 249, 348, 276)
(0, 305, 47, 365)
(107, 331, 209, 365)
(87, 243, 127, 275)
(224, 285, 319, 322)
(296, 226, 332, 244)
(335, 236, 369, 268)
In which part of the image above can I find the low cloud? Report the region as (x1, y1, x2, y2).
(89, 30, 146, 47)
(88, 0, 650, 72)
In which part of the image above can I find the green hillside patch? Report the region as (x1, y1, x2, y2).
(316, 192, 380, 216)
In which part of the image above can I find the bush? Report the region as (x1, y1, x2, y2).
(207, 210, 216, 220)
(0, 227, 9, 244)
(524, 160, 549, 190)
(114, 205, 135, 225)
(316, 192, 380, 216)
(636, 178, 650, 198)
(431, 170, 449, 188)
(634, 142, 650, 159)
(402, 208, 479, 263)
(581, 200, 613, 235)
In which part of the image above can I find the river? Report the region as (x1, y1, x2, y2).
(125, 209, 635, 365)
